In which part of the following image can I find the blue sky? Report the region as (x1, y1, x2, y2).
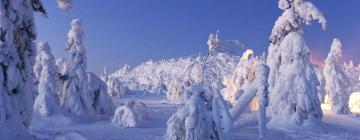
(36, 0, 360, 74)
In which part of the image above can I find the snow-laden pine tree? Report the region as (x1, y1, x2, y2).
(60, 19, 94, 116)
(166, 63, 232, 140)
(0, 0, 46, 138)
(267, 0, 326, 130)
(33, 42, 61, 117)
(323, 39, 351, 114)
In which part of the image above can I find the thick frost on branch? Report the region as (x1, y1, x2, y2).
(207, 31, 244, 56)
(270, 0, 327, 46)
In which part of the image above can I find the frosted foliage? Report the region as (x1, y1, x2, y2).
(314, 67, 326, 103)
(240, 49, 254, 61)
(166, 78, 184, 101)
(230, 64, 269, 138)
(110, 54, 239, 96)
(207, 31, 244, 56)
(267, 32, 322, 130)
(0, 0, 46, 138)
(271, 0, 326, 46)
(166, 84, 232, 140)
(268, 0, 327, 90)
(60, 19, 93, 116)
(34, 42, 60, 116)
(57, 0, 73, 11)
(112, 101, 149, 127)
(207, 32, 221, 54)
(323, 39, 351, 114)
(343, 61, 360, 91)
(223, 51, 258, 103)
(56, 58, 66, 75)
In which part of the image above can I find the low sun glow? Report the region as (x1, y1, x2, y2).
(321, 93, 360, 114)
(349, 92, 360, 114)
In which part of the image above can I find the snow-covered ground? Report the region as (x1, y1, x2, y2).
(30, 93, 360, 140)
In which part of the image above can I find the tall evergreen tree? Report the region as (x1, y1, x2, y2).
(0, 0, 46, 138)
(267, 0, 326, 130)
(323, 39, 351, 114)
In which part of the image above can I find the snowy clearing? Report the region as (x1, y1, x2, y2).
(30, 94, 360, 140)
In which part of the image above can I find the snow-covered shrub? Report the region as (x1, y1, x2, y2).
(33, 42, 61, 117)
(267, 0, 326, 130)
(112, 101, 149, 127)
(87, 72, 113, 115)
(166, 84, 232, 140)
(59, 19, 94, 116)
(323, 39, 351, 114)
(0, 0, 46, 138)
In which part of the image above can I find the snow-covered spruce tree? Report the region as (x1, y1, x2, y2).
(59, 19, 94, 116)
(0, 0, 46, 138)
(33, 42, 61, 117)
(166, 63, 232, 140)
(323, 39, 351, 114)
(267, 0, 326, 130)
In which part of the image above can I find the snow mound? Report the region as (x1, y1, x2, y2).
(112, 101, 149, 127)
